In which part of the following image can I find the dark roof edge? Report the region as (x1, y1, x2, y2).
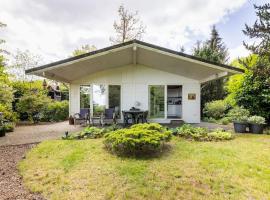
(26, 39, 244, 74)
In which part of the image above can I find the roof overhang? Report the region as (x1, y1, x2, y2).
(26, 40, 243, 83)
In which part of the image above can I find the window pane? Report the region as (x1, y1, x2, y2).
(80, 85, 90, 109)
(109, 85, 121, 118)
(93, 84, 106, 117)
(149, 85, 165, 118)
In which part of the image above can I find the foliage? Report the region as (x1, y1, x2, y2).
(110, 4, 146, 44)
(193, 26, 229, 110)
(243, 3, 270, 57)
(2, 122, 15, 132)
(227, 56, 270, 122)
(72, 44, 97, 56)
(203, 117, 231, 125)
(0, 103, 18, 123)
(0, 83, 13, 108)
(227, 106, 250, 122)
(104, 123, 172, 156)
(203, 100, 230, 119)
(248, 116, 266, 125)
(64, 126, 106, 140)
(207, 129, 234, 141)
(16, 93, 51, 122)
(176, 124, 233, 141)
(41, 100, 69, 122)
(9, 49, 43, 81)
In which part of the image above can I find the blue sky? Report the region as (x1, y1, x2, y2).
(0, 0, 268, 64)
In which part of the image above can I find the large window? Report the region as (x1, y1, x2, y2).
(109, 85, 121, 118)
(80, 85, 91, 109)
(149, 85, 165, 118)
(93, 84, 106, 117)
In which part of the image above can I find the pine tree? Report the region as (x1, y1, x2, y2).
(193, 26, 229, 110)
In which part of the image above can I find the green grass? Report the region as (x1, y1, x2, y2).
(19, 135, 270, 200)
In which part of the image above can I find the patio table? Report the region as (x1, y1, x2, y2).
(122, 110, 145, 125)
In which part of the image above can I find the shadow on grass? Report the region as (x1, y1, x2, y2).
(103, 143, 173, 160)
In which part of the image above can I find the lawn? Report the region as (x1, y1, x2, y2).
(19, 134, 270, 200)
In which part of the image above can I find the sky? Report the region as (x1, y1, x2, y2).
(0, 0, 268, 65)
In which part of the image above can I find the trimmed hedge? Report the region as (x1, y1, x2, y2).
(104, 123, 172, 156)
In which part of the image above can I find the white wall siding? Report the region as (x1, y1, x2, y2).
(182, 83, 201, 123)
(71, 64, 201, 123)
(69, 83, 80, 115)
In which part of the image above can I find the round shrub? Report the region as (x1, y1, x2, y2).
(104, 123, 172, 156)
(0, 103, 18, 123)
(203, 100, 230, 120)
(42, 100, 69, 122)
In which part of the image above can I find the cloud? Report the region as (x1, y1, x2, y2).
(229, 44, 250, 62)
(0, 0, 247, 63)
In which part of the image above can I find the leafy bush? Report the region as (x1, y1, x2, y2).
(104, 123, 172, 156)
(227, 106, 250, 122)
(176, 124, 233, 141)
(0, 103, 18, 123)
(64, 126, 105, 140)
(203, 100, 230, 119)
(207, 129, 233, 141)
(16, 93, 51, 123)
(2, 122, 15, 132)
(248, 116, 266, 124)
(42, 100, 69, 122)
(203, 117, 231, 125)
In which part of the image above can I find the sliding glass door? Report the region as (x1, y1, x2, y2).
(80, 85, 91, 109)
(149, 85, 165, 118)
(108, 85, 121, 118)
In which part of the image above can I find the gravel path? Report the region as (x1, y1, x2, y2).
(0, 144, 44, 200)
(0, 121, 83, 146)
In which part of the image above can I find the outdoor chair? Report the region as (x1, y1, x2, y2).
(73, 108, 91, 125)
(122, 111, 133, 126)
(101, 108, 116, 126)
(137, 110, 148, 123)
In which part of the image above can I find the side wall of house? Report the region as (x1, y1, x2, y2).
(69, 64, 201, 123)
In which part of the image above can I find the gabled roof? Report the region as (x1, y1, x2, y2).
(26, 39, 243, 74)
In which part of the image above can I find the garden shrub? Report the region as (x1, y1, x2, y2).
(64, 126, 105, 140)
(203, 100, 230, 120)
(0, 103, 18, 123)
(16, 93, 51, 123)
(248, 116, 266, 124)
(42, 100, 69, 122)
(227, 106, 250, 122)
(176, 124, 233, 141)
(2, 122, 15, 132)
(104, 123, 172, 156)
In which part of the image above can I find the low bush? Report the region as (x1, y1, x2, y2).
(64, 126, 105, 140)
(104, 123, 172, 156)
(16, 93, 51, 123)
(42, 100, 69, 122)
(227, 106, 250, 122)
(203, 100, 230, 120)
(248, 116, 266, 125)
(176, 124, 233, 141)
(2, 122, 15, 132)
(0, 103, 18, 123)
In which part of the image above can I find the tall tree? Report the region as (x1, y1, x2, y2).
(110, 5, 146, 44)
(9, 49, 43, 82)
(192, 26, 229, 109)
(231, 3, 270, 122)
(72, 44, 97, 56)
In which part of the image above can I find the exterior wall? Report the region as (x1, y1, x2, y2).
(70, 64, 201, 123)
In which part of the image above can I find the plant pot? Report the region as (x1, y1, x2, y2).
(233, 121, 247, 133)
(0, 128, 6, 137)
(249, 123, 264, 134)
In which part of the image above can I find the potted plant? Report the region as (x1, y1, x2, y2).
(227, 107, 250, 133)
(0, 126, 6, 137)
(248, 116, 266, 134)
